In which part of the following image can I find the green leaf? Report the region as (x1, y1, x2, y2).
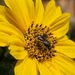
(0, 64, 14, 75)
(0, 47, 16, 75)
(4, 49, 15, 60)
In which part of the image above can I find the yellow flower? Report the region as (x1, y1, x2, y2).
(0, 0, 75, 75)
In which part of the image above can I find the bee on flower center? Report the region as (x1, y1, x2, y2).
(37, 35, 52, 50)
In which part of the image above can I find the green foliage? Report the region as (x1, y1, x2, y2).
(0, 47, 16, 75)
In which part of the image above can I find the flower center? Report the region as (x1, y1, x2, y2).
(24, 23, 57, 62)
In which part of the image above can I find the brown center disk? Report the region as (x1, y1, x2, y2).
(24, 23, 57, 62)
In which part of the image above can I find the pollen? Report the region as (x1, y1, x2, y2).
(24, 23, 57, 62)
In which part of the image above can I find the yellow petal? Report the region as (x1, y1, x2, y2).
(55, 39, 75, 58)
(15, 58, 38, 75)
(9, 45, 27, 60)
(0, 14, 8, 23)
(50, 13, 70, 30)
(8, 35, 25, 47)
(0, 41, 8, 47)
(48, 65, 64, 75)
(52, 21, 69, 38)
(57, 35, 68, 42)
(50, 13, 70, 38)
(44, 61, 64, 75)
(0, 21, 24, 42)
(34, 0, 44, 25)
(43, 0, 56, 18)
(4, 0, 30, 30)
(38, 63, 53, 75)
(42, 0, 57, 26)
(47, 6, 62, 26)
(55, 46, 75, 58)
(0, 32, 10, 41)
(52, 53, 75, 75)
(24, 0, 34, 21)
(15, 57, 28, 75)
(0, 32, 10, 46)
(51, 60, 70, 75)
(57, 38, 75, 46)
(44, 61, 51, 68)
(0, 6, 26, 32)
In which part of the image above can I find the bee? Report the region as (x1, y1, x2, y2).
(38, 35, 51, 50)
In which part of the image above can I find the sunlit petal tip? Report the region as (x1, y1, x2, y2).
(8, 45, 28, 60)
(0, 42, 8, 47)
(63, 13, 71, 18)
